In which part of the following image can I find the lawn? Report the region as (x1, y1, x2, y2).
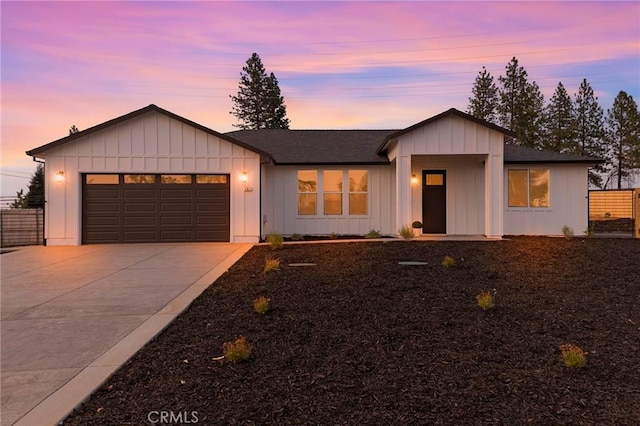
(63, 237, 640, 425)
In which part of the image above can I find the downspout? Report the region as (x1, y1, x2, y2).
(32, 156, 46, 246)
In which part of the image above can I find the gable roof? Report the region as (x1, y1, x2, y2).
(377, 108, 517, 154)
(504, 145, 603, 164)
(26, 104, 271, 159)
(226, 129, 395, 165)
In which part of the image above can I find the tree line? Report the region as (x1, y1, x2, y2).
(10, 54, 639, 209)
(467, 57, 640, 189)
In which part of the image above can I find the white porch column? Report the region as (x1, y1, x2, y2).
(484, 153, 504, 238)
(396, 155, 412, 233)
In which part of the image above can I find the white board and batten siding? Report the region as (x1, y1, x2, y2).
(503, 164, 590, 236)
(393, 114, 505, 237)
(261, 164, 396, 237)
(43, 111, 261, 245)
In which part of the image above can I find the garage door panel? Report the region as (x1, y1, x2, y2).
(85, 216, 120, 226)
(83, 173, 229, 244)
(160, 230, 194, 240)
(161, 216, 193, 226)
(85, 188, 119, 199)
(85, 231, 120, 243)
(124, 216, 157, 226)
(161, 189, 193, 198)
(124, 189, 156, 198)
(85, 203, 119, 213)
(124, 203, 157, 213)
(124, 231, 158, 242)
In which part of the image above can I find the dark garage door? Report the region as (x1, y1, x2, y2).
(82, 174, 230, 244)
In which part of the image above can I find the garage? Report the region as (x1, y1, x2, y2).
(82, 173, 230, 244)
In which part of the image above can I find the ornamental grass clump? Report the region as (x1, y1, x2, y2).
(560, 343, 587, 368)
(399, 224, 414, 240)
(222, 336, 253, 363)
(263, 257, 280, 273)
(365, 229, 382, 239)
(442, 255, 455, 268)
(476, 290, 495, 310)
(291, 233, 304, 241)
(562, 225, 575, 239)
(266, 233, 284, 249)
(253, 296, 270, 315)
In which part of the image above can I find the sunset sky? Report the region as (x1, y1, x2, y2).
(1, 1, 639, 198)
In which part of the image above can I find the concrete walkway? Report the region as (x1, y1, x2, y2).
(1, 242, 252, 426)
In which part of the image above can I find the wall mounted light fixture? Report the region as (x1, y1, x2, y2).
(240, 171, 248, 183)
(55, 171, 65, 183)
(411, 174, 418, 185)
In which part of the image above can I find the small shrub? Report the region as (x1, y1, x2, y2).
(266, 233, 284, 249)
(562, 225, 574, 239)
(329, 232, 339, 240)
(398, 224, 414, 240)
(222, 336, 253, 363)
(365, 229, 382, 239)
(263, 257, 280, 273)
(560, 343, 587, 368)
(476, 290, 495, 310)
(442, 256, 455, 268)
(291, 233, 304, 241)
(253, 296, 270, 314)
(584, 224, 594, 238)
(411, 221, 423, 229)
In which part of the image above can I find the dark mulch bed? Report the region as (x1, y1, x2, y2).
(63, 237, 640, 425)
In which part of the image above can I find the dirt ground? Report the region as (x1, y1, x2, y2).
(63, 237, 640, 425)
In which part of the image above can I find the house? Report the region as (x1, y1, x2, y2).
(26, 104, 601, 245)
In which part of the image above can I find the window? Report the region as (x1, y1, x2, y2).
(349, 170, 368, 215)
(508, 169, 549, 208)
(86, 174, 119, 184)
(323, 170, 342, 215)
(298, 170, 317, 215)
(161, 175, 192, 184)
(124, 174, 155, 184)
(196, 175, 227, 184)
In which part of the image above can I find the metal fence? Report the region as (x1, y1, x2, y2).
(0, 209, 44, 248)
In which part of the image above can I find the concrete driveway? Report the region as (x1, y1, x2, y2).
(1, 242, 252, 426)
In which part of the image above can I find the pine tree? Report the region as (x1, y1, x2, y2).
(574, 79, 606, 187)
(10, 164, 44, 209)
(541, 82, 577, 153)
(467, 66, 499, 124)
(605, 91, 640, 189)
(230, 53, 290, 129)
(497, 57, 544, 148)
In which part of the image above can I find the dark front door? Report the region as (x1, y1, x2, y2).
(422, 170, 446, 234)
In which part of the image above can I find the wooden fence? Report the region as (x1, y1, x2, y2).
(0, 209, 44, 248)
(589, 189, 639, 237)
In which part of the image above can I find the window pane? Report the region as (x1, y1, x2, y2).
(426, 174, 444, 186)
(161, 175, 192, 184)
(508, 170, 528, 207)
(298, 170, 317, 192)
(349, 170, 368, 192)
(124, 174, 155, 184)
(324, 193, 342, 215)
(323, 170, 342, 192)
(298, 194, 317, 215)
(349, 193, 368, 215)
(529, 169, 549, 207)
(197, 175, 227, 184)
(86, 174, 119, 184)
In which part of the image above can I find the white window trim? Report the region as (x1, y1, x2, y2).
(507, 168, 551, 209)
(296, 168, 370, 218)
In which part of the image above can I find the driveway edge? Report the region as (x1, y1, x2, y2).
(13, 243, 253, 426)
